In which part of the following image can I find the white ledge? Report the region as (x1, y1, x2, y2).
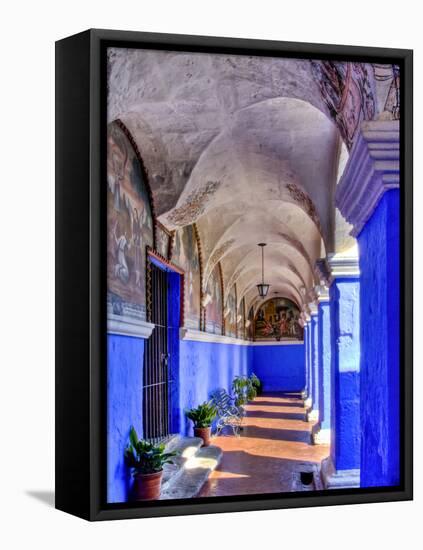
(252, 340, 304, 346)
(304, 397, 313, 408)
(336, 120, 399, 237)
(306, 408, 319, 422)
(108, 315, 155, 339)
(327, 254, 360, 279)
(179, 328, 250, 345)
(315, 284, 330, 303)
(179, 328, 303, 346)
(312, 428, 331, 445)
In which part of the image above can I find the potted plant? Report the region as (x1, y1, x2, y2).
(185, 401, 217, 446)
(232, 374, 258, 407)
(124, 426, 177, 501)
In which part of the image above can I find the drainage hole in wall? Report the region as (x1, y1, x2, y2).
(300, 471, 314, 485)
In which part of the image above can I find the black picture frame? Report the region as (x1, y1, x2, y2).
(55, 28, 413, 521)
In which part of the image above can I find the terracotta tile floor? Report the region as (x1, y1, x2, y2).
(199, 392, 329, 497)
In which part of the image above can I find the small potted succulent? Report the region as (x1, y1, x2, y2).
(185, 401, 217, 446)
(124, 426, 177, 501)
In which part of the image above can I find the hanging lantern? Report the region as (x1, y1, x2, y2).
(256, 243, 270, 298)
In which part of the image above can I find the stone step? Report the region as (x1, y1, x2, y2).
(160, 444, 223, 500)
(161, 436, 204, 491)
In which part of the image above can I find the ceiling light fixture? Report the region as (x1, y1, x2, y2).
(256, 243, 270, 298)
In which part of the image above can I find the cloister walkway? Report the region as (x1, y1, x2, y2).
(199, 393, 330, 497)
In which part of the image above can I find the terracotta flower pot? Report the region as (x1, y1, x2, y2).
(131, 470, 163, 501)
(194, 426, 212, 447)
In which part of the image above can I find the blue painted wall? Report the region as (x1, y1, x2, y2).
(252, 344, 305, 392)
(107, 335, 253, 502)
(107, 334, 144, 504)
(303, 325, 310, 398)
(330, 278, 361, 472)
(306, 323, 313, 400)
(318, 301, 332, 431)
(178, 341, 252, 436)
(167, 270, 182, 435)
(310, 315, 319, 412)
(359, 189, 400, 487)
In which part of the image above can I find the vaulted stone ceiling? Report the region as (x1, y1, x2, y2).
(107, 48, 387, 314)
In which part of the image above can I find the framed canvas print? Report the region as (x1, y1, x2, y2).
(55, 29, 413, 521)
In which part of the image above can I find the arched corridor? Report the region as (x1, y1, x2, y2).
(106, 47, 401, 503)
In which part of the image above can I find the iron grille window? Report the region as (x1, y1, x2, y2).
(143, 262, 172, 443)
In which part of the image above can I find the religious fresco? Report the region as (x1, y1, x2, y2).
(225, 285, 237, 338)
(237, 298, 246, 340)
(204, 262, 223, 335)
(247, 306, 255, 340)
(155, 222, 172, 259)
(254, 297, 302, 341)
(205, 238, 235, 280)
(107, 121, 154, 322)
(310, 61, 375, 149)
(381, 64, 400, 119)
(171, 225, 201, 330)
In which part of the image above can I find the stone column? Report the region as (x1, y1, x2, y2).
(302, 312, 312, 408)
(306, 304, 319, 422)
(321, 254, 361, 488)
(301, 320, 310, 402)
(336, 120, 400, 487)
(312, 286, 331, 445)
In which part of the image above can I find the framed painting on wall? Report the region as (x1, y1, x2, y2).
(56, 29, 413, 521)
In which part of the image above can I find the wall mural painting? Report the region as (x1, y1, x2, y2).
(247, 306, 255, 340)
(254, 297, 303, 341)
(225, 285, 237, 338)
(237, 298, 246, 340)
(107, 121, 154, 322)
(311, 61, 375, 149)
(382, 64, 400, 120)
(204, 263, 223, 335)
(171, 225, 201, 330)
(155, 221, 172, 259)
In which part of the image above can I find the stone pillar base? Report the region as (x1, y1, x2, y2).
(320, 457, 360, 489)
(306, 408, 319, 422)
(312, 427, 331, 445)
(303, 397, 312, 409)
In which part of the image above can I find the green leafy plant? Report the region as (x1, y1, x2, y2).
(124, 426, 177, 475)
(185, 401, 218, 428)
(250, 373, 262, 394)
(232, 374, 260, 406)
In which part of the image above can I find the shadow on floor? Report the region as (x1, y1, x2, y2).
(26, 490, 55, 508)
(198, 449, 319, 497)
(247, 410, 306, 421)
(259, 391, 304, 398)
(242, 425, 312, 444)
(250, 400, 303, 408)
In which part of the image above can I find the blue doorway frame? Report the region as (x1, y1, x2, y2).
(146, 251, 183, 438)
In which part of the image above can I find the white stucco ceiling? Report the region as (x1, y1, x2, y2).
(108, 48, 356, 312)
